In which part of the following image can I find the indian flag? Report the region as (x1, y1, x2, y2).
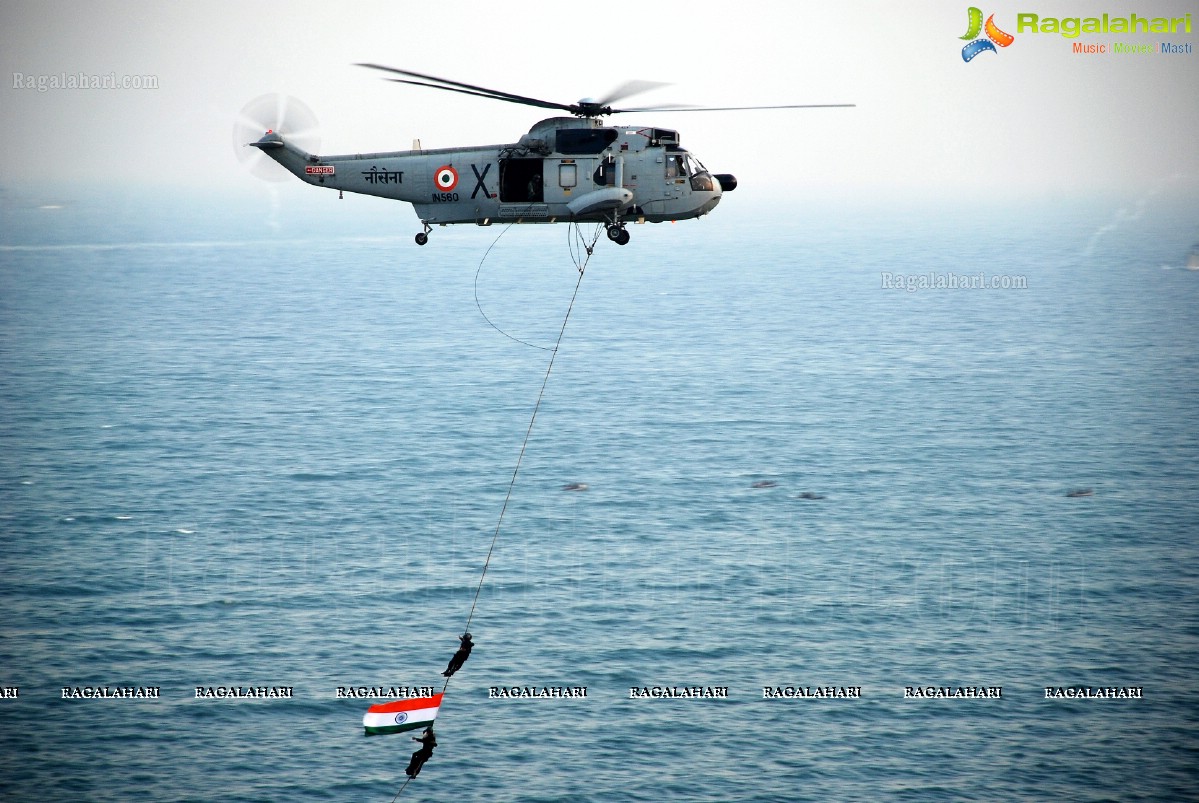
(363, 693, 443, 737)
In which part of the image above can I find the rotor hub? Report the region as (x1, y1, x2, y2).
(572, 100, 611, 118)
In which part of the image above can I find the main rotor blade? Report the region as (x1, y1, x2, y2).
(356, 63, 575, 113)
(594, 80, 671, 108)
(382, 77, 572, 113)
(612, 103, 857, 113)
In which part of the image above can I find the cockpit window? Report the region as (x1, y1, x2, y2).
(666, 154, 687, 178)
(684, 153, 714, 191)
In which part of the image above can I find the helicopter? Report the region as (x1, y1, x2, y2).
(237, 66, 853, 246)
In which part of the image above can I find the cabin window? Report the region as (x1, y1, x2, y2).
(665, 154, 687, 178)
(558, 163, 577, 188)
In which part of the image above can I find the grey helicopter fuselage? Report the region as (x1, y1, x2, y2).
(251, 115, 733, 245)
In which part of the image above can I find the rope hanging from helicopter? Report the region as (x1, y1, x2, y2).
(474, 221, 605, 350)
(458, 218, 604, 646)
(391, 219, 604, 802)
(473, 223, 549, 351)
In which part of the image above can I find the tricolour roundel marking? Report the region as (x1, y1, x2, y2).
(434, 165, 459, 191)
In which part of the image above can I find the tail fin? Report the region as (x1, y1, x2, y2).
(247, 132, 317, 182)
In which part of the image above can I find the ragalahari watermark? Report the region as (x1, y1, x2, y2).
(881, 272, 1028, 292)
(12, 72, 159, 92)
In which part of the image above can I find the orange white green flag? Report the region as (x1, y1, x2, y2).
(363, 693, 444, 736)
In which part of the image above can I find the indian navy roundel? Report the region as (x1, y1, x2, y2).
(434, 165, 458, 191)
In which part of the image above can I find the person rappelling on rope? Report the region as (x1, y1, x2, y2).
(405, 726, 437, 778)
(442, 632, 473, 678)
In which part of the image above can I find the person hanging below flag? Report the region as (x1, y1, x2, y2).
(405, 726, 437, 778)
(442, 632, 474, 678)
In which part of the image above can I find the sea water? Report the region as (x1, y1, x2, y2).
(1, 191, 1197, 801)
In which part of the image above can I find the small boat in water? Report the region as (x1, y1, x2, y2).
(1188, 244, 1199, 271)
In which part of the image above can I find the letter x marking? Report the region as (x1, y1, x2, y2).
(471, 163, 492, 199)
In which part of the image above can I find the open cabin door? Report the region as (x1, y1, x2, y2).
(499, 158, 544, 203)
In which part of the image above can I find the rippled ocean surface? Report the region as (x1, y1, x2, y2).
(1, 191, 1197, 801)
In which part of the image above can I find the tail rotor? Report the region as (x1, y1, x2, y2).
(232, 94, 320, 181)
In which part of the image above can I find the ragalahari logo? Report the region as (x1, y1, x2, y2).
(961, 8, 1015, 61)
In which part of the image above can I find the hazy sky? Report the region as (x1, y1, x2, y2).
(1, 0, 1197, 207)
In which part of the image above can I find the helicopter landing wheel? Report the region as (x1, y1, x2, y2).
(607, 224, 629, 245)
(415, 232, 428, 246)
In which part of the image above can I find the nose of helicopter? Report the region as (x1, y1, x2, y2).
(694, 171, 732, 216)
